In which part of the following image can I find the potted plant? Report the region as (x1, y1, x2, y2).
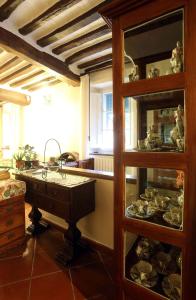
(23, 144, 39, 169)
(13, 149, 25, 170)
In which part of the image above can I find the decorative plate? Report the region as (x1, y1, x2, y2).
(130, 261, 158, 288)
(162, 274, 181, 300)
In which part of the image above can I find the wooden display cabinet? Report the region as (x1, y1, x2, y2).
(100, 1, 196, 299)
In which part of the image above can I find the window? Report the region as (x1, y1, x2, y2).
(102, 93, 113, 149)
(89, 92, 131, 153)
(1, 103, 23, 158)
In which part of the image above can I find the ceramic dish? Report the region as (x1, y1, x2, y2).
(153, 195, 171, 211)
(140, 193, 154, 201)
(151, 251, 177, 275)
(130, 260, 158, 288)
(176, 252, 182, 270)
(162, 273, 181, 300)
(163, 210, 182, 228)
(126, 201, 156, 219)
(135, 237, 163, 260)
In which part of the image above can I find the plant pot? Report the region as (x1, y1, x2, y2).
(16, 160, 25, 170)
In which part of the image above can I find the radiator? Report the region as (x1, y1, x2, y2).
(92, 155, 114, 172)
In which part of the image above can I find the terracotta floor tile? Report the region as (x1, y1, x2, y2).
(0, 239, 35, 285)
(71, 262, 114, 299)
(100, 256, 116, 282)
(30, 271, 74, 300)
(32, 248, 61, 277)
(0, 279, 30, 300)
(69, 248, 100, 268)
(35, 228, 65, 257)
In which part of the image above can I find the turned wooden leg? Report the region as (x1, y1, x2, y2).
(27, 205, 49, 235)
(55, 222, 88, 266)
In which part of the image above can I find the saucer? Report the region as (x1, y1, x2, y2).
(162, 274, 181, 300)
(126, 204, 156, 219)
(130, 261, 158, 288)
(162, 212, 182, 228)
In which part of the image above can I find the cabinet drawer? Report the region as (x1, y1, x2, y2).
(46, 184, 68, 201)
(0, 213, 25, 234)
(0, 226, 25, 247)
(32, 181, 46, 193)
(0, 202, 24, 218)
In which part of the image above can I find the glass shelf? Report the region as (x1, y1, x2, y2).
(125, 167, 184, 230)
(124, 90, 185, 153)
(124, 232, 182, 299)
(123, 9, 184, 83)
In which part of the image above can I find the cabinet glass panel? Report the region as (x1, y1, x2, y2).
(124, 90, 185, 152)
(125, 167, 184, 230)
(124, 232, 182, 299)
(123, 9, 183, 83)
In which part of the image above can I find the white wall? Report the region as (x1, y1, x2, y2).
(23, 83, 81, 161)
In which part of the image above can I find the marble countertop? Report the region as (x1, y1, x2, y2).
(17, 169, 92, 187)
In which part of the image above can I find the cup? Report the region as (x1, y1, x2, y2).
(138, 139, 146, 150)
(156, 252, 171, 272)
(176, 138, 184, 151)
(168, 273, 181, 291)
(145, 187, 157, 199)
(170, 207, 182, 224)
(137, 261, 153, 282)
(155, 195, 170, 209)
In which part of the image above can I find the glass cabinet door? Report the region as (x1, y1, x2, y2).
(125, 167, 184, 230)
(123, 9, 184, 83)
(124, 90, 185, 153)
(124, 232, 182, 299)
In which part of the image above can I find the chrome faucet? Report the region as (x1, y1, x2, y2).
(42, 138, 62, 179)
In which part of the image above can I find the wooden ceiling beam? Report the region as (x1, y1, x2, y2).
(84, 60, 112, 74)
(22, 76, 56, 90)
(48, 79, 62, 87)
(0, 0, 24, 22)
(19, 0, 82, 35)
(78, 53, 112, 69)
(52, 24, 111, 54)
(37, 12, 100, 47)
(0, 64, 36, 84)
(0, 56, 22, 73)
(37, 0, 112, 47)
(29, 79, 62, 92)
(10, 70, 45, 87)
(65, 38, 112, 65)
(0, 27, 80, 86)
(0, 87, 30, 105)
